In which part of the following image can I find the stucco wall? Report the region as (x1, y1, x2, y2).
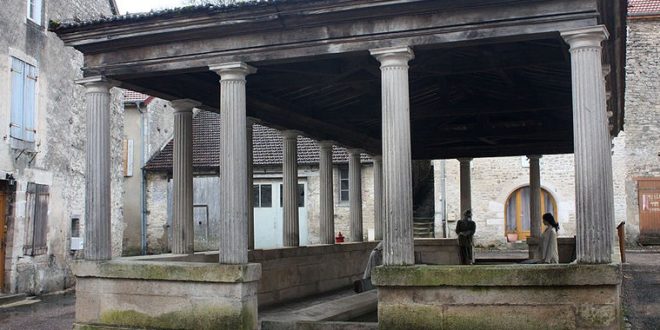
(0, 0, 120, 293)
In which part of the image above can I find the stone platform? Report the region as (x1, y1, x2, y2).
(373, 263, 623, 330)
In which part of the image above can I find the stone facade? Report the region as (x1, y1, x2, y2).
(433, 15, 659, 247)
(122, 97, 174, 255)
(434, 156, 579, 246)
(612, 16, 660, 244)
(0, 0, 121, 293)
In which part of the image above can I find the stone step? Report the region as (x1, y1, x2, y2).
(0, 293, 27, 307)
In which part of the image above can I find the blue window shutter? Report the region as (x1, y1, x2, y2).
(34, 0, 43, 25)
(10, 58, 25, 141)
(23, 64, 37, 143)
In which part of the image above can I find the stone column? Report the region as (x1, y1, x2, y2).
(247, 118, 255, 250)
(373, 155, 383, 241)
(370, 46, 415, 265)
(561, 26, 613, 264)
(348, 149, 363, 242)
(210, 62, 255, 264)
(528, 155, 542, 239)
(78, 76, 116, 261)
(282, 130, 299, 247)
(170, 99, 200, 254)
(458, 158, 472, 215)
(318, 141, 335, 245)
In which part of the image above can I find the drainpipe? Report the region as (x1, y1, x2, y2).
(440, 160, 448, 238)
(136, 101, 148, 255)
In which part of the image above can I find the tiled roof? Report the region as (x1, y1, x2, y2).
(628, 0, 660, 16)
(145, 110, 371, 172)
(123, 90, 149, 102)
(49, 1, 293, 31)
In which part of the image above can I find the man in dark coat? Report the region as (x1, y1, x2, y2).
(455, 209, 476, 265)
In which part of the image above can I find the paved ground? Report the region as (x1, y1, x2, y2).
(0, 290, 75, 330)
(622, 250, 660, 330)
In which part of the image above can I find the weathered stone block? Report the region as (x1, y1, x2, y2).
(73, 259, 261, 330)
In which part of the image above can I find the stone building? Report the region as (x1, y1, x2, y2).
(51, 0, 627, 328)
(434, 0, 659, 247)
(142, 110, 376, 254)
(0, 0, 123, 294)
(121, 91, 175, 256)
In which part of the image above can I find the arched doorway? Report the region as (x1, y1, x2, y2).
(505, 186, 557, 241)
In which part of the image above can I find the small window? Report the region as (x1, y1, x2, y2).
(279, 183, 305, 208)
(27, 0, 43, 25)
(253, 184, 272, 208)
(10, 57, 38, 146)
(24, 183, 49, 256)
(339, 166, 349, 202)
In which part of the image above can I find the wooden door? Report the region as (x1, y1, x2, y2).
(0, 189, 6, 291)
(638, 178, 660, 244)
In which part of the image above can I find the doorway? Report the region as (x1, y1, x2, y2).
(253, 179, 308, 249)
(0, 180, 9, 292)
(638, 178, 660, 245)
(504, 186, 557, 241)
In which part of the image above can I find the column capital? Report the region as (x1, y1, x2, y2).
(457, 157, 473, 163)
(171, 99, 201, 113)
(76, 76, 119, 93)
(210, 62, 257, 80)
(560, 25, 609, 50)
(370, 46, 415, 67)
(347, 148, 364, 156)
(318, 140, 334, 149)
(526, 155, 542, 161)
(281, 130, 300, 139)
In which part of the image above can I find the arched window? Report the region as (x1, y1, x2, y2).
(505, 186, 557, 241)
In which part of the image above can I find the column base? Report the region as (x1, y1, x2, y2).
(72, 259, 261, 330)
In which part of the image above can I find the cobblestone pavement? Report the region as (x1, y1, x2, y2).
(622, 250, 660, 330)
(0, 290, 75, 330)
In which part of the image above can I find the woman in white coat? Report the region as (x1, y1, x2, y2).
(539, 213, 559, 264)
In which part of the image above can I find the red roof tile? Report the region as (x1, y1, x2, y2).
(628, 0, 660, 16)
(145, 110, 371, 172)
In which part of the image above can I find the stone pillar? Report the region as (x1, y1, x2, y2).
(79, 77, 116, 261)
(528, 155, 542, 240)
(348, 149, 363, 242)
(247, 118, 255, 250)
(370, 46, 415, 265)
(319, 141, 335, 245)
(282, 130, 299, 247)
(373, 155, 383, 241)
(170, 99, 200, 254)
(210, 62, 255, 264)
(458, 158, 472, 215)
(561, 26, 613, 264)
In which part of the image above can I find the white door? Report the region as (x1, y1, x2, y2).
(253, 180, 308, 249)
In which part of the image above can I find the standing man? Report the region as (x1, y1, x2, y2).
(455, 209, 476, 265)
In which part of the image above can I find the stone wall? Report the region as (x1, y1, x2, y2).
(374, 264, 622, 329)
(613, 18, 660, 244)
(434, 156, 579, 247)
(0, 0, 120, 294)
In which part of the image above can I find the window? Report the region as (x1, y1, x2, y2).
(24, 183, 49, 256)
(504, 186, 556, 241)
(279, 184, 305, 208)
(339, 166, 349, 202)
(27, 0, 43, 25)
(253, 184, 272, 208)
(10, 57, 38, 146)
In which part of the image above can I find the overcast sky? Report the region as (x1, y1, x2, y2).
(115, 0, 187, 14)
